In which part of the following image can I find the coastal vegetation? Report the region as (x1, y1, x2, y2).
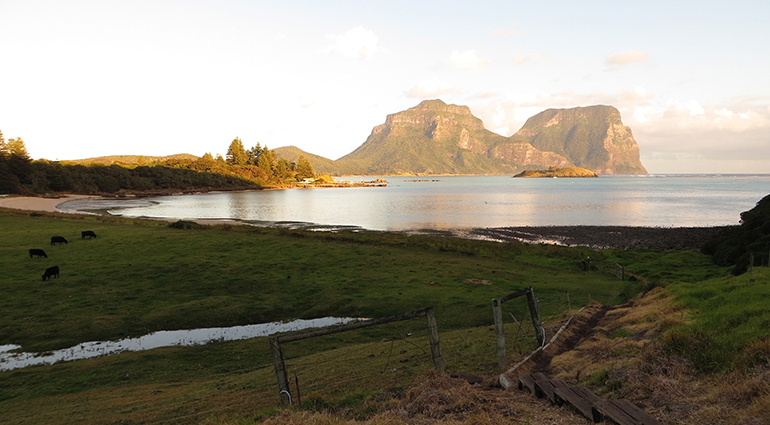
(701, 194, 770, 274)
(1, 205, 769, 423)
(0, 132, 316, 195)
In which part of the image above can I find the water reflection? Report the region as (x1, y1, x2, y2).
(61, 175, 770, 229)
(0, 317, 359, 371)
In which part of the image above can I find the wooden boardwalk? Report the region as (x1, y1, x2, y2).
(513, 372, 662, 425)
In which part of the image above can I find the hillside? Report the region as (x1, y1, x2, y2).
(61, 153, 200, 166)
(273, 146, 349, 176)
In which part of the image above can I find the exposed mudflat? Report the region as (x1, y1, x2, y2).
(469, 225, 732, 250)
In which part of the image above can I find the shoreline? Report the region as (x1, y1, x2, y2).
(0, 195, 729, 250)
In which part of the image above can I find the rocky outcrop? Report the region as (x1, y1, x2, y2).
(513, 167, 598, 178)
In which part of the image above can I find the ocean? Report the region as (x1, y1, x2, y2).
(60, 175, 770, 231)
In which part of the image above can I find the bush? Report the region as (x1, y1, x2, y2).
(168, 220, 202, 230)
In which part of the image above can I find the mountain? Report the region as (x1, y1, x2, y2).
(505, 105, 647, 174)
(279, 100, 648, 176)
(334, 100, 517, 175)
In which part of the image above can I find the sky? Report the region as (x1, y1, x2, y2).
(1, 0, 769, 174)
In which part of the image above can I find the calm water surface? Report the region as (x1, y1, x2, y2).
(66, 175, 770, 230)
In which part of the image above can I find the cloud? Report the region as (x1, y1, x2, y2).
(466, 91, 501, 100)
(493, 29, 524, 37)
(405, 78, 462, 99)
(520, 87, 654, 109)
(449, 50, 490, 72)
(605, 50, 650, 70)
(325, 26, 379, 59)
(513, 54, 539, 64)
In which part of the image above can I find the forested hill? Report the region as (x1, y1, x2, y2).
(0, 133, 316, 195)
(275, 100, 648, 176)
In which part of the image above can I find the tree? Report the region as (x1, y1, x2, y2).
(276, 157, 291, 180)
(247, 143, 263, 165)
(257, 146, 276, 178)
(296, 155, 314, 180)
(0, 129, 7, 158)
(7, 137, 30, 160)
(6, 137, 32, 185)
(202, 152, 214, 161)
(226, 137, 248, 166)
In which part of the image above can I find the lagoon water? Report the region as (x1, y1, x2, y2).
(73, 175, 770, 230)
(0, 317, 360, 371)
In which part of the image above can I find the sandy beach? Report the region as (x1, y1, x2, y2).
(0, 195, 94, 213)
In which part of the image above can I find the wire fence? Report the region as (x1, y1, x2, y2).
(10, 287, 601, 423)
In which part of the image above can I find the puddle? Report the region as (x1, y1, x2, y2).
(0, 317, 361, 371)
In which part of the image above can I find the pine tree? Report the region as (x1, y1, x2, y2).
(0, 129, 7, 158)
(7, 137, 30, 160)
(247, 143, 263, 165)
(296, 155, 315, 179)
(6, 137, 32, 186)
(226, 137, 248, 166)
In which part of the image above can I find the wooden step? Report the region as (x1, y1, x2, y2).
(518, 374, 536, 395)
(551, 380, 596, 422)
(531, 372, 557, 403)
(593, 399, 638, 425)
(611, 399, 662, 425)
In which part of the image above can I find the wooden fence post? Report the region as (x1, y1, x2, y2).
(526, 288, 545, 347)
(425, 307, 445, 373)
(270, 337, 292, 405)
(493, 298, 506, 368)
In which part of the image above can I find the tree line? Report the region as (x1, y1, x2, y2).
(0, 131, 316, 195)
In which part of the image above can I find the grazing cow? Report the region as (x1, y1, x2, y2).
(29, 248, 47, 258)
(81, 230, 97, 239)
(42, 265, 59, 281)
(50, 236, 68, 245)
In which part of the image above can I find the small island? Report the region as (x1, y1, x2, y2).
(513, 166, 598, 178)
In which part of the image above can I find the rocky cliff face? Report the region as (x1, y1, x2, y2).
(506, 105, 647, 174)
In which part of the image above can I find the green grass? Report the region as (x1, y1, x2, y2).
(0, 207, 734, 423)
(0, 209, 634, 353)
(663, 267, 770, 373)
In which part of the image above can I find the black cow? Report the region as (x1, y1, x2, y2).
(81, 230, 97, 239)
(42, 265, 59, 281)
(29, 249, 47, 258)
(50, 236, 68, 245)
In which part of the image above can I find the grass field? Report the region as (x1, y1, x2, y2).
(0, 207, 754, 424)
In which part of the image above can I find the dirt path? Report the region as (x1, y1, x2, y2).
(529, 304, 614, 375)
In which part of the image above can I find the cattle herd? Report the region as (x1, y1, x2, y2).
(29, 231, 98, 281)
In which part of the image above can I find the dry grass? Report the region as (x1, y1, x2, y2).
(542, 290, 770, 425)
(260, 371, 591, 425)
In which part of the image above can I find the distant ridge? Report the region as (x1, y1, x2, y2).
(62, 154, 200, 166)
(272, 146, 349, 176)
